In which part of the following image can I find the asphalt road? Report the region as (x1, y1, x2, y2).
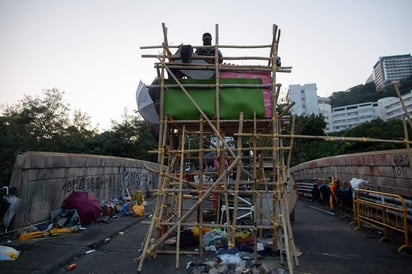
(2, 198, 411, 274)
(292, 201, 412, 274)
(53, 200, 412, 274)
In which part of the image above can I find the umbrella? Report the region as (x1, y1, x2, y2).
(3, 195, 22, 233)
(2, 186, 22, 233)
(64, 192, 102, 225)
(136, 81, 160, 125)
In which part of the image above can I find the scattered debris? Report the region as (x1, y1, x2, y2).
(66, 263, 77, 271)
(0, 245, 20, 261)
(84, 249, 95, 254)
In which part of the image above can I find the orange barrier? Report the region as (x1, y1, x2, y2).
(354, 189, 411, 252)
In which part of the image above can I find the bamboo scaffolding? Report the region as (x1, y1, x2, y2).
(137, 23, 297, 274)
(137, 23, 412, 274)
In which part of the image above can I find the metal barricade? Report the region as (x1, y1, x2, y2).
(354, 189, 411, 252)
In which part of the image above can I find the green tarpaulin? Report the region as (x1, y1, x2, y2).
(163, 78, 265, 120)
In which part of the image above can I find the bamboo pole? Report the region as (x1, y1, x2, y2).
(148, 83, 277, 88)
(238, 132, 412, 145)
(287, 116, 296, 169)
(175, 126, 186, 269)
(215, 23, 221, 137)
(161, 23, 170, 55)
(393, 83, 412, 130)
(229, 112, 244, 248)
(141, 44, 273, 50)
(198, 118, 204, 258)
(402, 119, 410, 149)
(152, 62, 292, 72)
(137, 121, 169, 272)
(270, 25, 280, 256)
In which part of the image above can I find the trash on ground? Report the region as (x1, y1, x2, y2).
(85, 249, 95, 254)
(132, 203, 145, 217)
(66, 263, 77, 271)
(64, 191, 102, 225)
(0, 245, 20, 261)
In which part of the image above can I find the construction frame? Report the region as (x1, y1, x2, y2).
(137, 23, 299, 273)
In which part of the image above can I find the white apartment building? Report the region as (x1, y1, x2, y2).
(328, 91, 412, 132)
(288, 82, 412, 133)
(318, 97, 332, 132)
(373, 54, 412, 91)
(378, 91, 412, 120)
(288, 83, 319, 116)
(330, 102, 381, 132)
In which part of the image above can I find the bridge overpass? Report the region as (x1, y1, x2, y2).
(290, 148, 412, 237)
(290, 148, 412, 200)
(4, 149, 411, 235)
(6, 151, 161, 230)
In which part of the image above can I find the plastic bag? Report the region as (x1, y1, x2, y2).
(0, 245, 20, 261)
(132, 204, 145, 217)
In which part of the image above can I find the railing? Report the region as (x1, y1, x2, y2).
(295, 178, 330, 201)
(354, 189, 411, 253)
(296, 181, 314, 201)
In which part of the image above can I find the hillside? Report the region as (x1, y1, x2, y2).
(329, 76, 412, 108)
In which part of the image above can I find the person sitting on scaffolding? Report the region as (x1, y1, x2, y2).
(195, 32, 223, 64)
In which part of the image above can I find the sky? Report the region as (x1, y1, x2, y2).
(0, 0, 411, 131)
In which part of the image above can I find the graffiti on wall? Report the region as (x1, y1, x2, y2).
(393, 154, 409, 167)
(61, 167, 156, 195)
(119, 167, 153, 195)
(62, 175, 117, 193)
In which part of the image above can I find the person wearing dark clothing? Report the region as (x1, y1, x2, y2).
(341, 180, 354, 211)
(319, 181, 330, 206)
(312, 181, 320, 203)
(195, 32, 223, 64)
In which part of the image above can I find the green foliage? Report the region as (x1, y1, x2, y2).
(84, 110, 157, 161)
(330, 76, 412, 108)
(0, 89, 157, 186)
(288, 114, 412, 166)
(288, 114, 339, 166)
(293, 113, 326, 136)
(335, 118, 411, 154)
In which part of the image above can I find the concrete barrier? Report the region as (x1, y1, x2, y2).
(8, 151, 160, 229)
(290, 148, 412, 200)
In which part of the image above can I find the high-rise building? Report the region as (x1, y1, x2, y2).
(373, 54, 412, 91)
(288, 83, 319, 116)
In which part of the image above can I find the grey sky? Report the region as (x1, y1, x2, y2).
(1, 0, 411, 130)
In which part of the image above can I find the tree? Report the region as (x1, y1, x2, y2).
(336, 118, 411, 154)
(0, 88, 98, 184)
(329, 76, 412, 108)
(84, 110, 157, 162)
(288, 114, 338, 166)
